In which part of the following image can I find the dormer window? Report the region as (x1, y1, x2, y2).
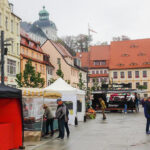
(130, 44, 138, 48)
(122, 54, 129, 57)
(117, 63, 124, 66)
(130, 62, 137, 66)
(143, 62, 150, 65)
(138, 53, 145, 56)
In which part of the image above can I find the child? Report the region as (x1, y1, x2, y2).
(99, 97, 106, 120)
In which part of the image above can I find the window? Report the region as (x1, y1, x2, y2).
(113, 72, 118, 79)
(104, 70, 107, 74)
(120, 72, 125, 78)
(100, 70, 103, 74)
(7, 59, 16, 75)
(100, 60, 106, 65)
(11, 20, 13, 33)
(11, 41, 14, 53)
(94, 61, 99, 66)
(40, 65, 42, 73)
(5, 17, 8, 30)
(0, 13, 2, 26)
(94, 60, 106, 66)
(42, 66, 45, 74)
(29, 41, 32, 47)
(143, 82, 148, 89)
(48, 67, 53, 75)
(143, 71, 147, 78)
(92, 78, 95, 82)
(18, 62, 20, 73)
(17, 43, 19, 55)
(135, 71, 139, 78)
(103, 78, 107, 82)
(128, 71, 132, 78)
(22, 48, 24, 54)
(16, 23, 19, 35)
(96, 70, 99, 74)
(136, 82, 140, 89)
(129, 83, 132, 88)
(57, 58, 61, 64)
(92, 70, 95, 74)
(26, 49, 28, 55)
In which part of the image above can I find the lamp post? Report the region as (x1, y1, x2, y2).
(1, 31, 4, 85)
(0, 30, 12, 85)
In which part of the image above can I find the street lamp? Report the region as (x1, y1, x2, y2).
(0, 30, 13, 85)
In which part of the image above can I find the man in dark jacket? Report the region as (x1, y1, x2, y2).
(144, 98, 150, 134)
(56, 99, 66, 139)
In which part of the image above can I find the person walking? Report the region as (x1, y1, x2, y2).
(56, 99, 66, 139)
(99, 97, 106, 120)
(135, 93, 139, 112)
(43, 104, 54, 136)
(65, 105, 70, 138)
(124, 94, 128, 114)
(144, 98, 150, 134)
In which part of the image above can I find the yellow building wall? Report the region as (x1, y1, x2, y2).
(109, 69, 150, 97)
(20, 45, 47, 87)
(0, 0, 21, 87)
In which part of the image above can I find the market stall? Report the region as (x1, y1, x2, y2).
(21, 88, 61, 141)
(44, 78, 86, 125)
(0, 84, 23, 150)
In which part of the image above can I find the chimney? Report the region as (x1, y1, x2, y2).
(9, 3, 14, 13)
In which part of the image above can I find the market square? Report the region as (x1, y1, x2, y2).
(1, 0, 150, 150)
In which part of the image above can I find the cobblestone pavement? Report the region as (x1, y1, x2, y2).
(28, 107, 150, 150)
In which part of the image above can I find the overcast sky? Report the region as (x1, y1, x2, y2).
(9, 0, 150, 44)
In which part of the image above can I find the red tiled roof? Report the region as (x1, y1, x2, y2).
(20, 28, 43, 53)
(50, 41, 73, 58)
(76, 52, 89, 68)
(109, 39, 150, 70)
(89, 45, 110, 60)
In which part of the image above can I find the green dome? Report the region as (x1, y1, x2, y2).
(39, 6, 49, 20)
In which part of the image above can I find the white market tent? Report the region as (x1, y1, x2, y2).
(44, 78, 86, 125)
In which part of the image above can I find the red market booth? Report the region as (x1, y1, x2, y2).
(0, 84, 24, 150)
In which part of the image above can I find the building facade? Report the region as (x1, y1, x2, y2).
(20, 30, 54, 87)
(109, 39, 150, 97)
(41, 40, 87, 88)
(76, 45, 110, 90)
(0, 0, 21, 87)
(21, 6, 57, 45)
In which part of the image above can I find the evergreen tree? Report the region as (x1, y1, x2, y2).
(16, 60, 45, 88)
(56, 63, 64, 78)
(78, 73, 84, 90)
